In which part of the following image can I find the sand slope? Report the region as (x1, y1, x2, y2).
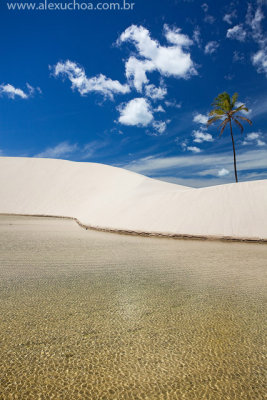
(0, 157, 266, 240)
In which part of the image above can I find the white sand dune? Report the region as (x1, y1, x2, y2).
(0, 156, 266, 240)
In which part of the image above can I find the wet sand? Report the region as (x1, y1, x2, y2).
(0, 215, 266, 399)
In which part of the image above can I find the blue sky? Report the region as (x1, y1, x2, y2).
(0, 0, 267, 187)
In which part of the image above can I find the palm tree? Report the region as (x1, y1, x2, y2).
(207, 92, 252, 183)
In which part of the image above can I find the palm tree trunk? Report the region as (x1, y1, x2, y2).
(229, 119, 238, 183)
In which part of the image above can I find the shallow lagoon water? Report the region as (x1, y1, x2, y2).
(0, 215, 266, 399)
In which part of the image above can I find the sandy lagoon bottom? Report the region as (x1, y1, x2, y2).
(0, 216, 266, 400)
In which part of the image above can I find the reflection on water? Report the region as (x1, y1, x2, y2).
(0, 216, 266, 399)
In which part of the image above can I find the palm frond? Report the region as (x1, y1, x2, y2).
(212, 92, 231, 112)
(219, 118, 230, 126)
(235, 116, 252, 125)
(207, 115, 223, 125)
(219, 118, 230, 136)
(231, 92, 239, 108)
(233, 118, 244, 134)
(231, 105, 248, 114)
(209, 109, 225, 116)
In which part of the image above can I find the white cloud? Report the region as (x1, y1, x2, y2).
(204, 15, 216, 24)
(81, 140, 109, 159)
(35, 142, 78, 158)
(242, 171, 267, 180)
(236, 101, 252, 115)
(152, 121, 167, 134)
(251, 96, 267, 118)
(204, 41, 219, 55)
(0, 83, 38, 99)
(0, 84, 27, 99)
(247, 132, 260, 140)
(193, 113, 209, 125)
(192, 130, 213, 143)
(124, 57, 154, 92)
(244, 5, 267, 77)
(26, 83, 40, 96)
(187, 146, 202, 153)
(117, 98, 168, 134)
(123, 149, 267, 177)
(145, 166, 267, 187)
(35, 140, 110, 160)
(164, 25, 193, 47)
(201, 2, 215, 24)
(165, 100, 182, 109)
(201, 3, 208, 13)
(243, 132, 266, 147)
(193, 27, 201, 47)
(233, 51, 245, 63)
(246, 5, 265, 38)
(179, 140, 188, 150)
(117, 97, 168, 134)
(218, 168, 230, 177)
(51, 60, 130, 100)
(257, 139, 266, 146)
(117, 25, 196, 92)
(118, 98, 154, 127)
(145, 84, 167, 100)
(252, 49, 267, 76)
(154, 105, 166, 113)
(223, 11, 237, 25)
(224, 73, 235, 81)
(226, 25, 247, 41)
